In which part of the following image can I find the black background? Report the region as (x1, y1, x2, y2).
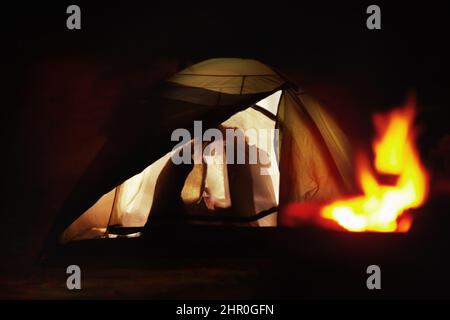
(5, 1, 449, 159)
(3, 0, 450, 256)
(1, 0, 450, 300)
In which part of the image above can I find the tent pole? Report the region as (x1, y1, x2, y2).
(104, 186, 119, 238)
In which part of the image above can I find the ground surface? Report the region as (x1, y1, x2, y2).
(2, 206, 450, 300)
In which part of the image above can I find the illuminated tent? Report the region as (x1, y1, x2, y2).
(51, 58, 354, 244)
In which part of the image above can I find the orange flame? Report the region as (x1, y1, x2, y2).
(321, 98, 428, 232)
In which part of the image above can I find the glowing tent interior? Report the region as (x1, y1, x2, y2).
(54, 58, 354, 243)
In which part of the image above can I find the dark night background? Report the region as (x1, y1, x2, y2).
(1, 1, 450, 299)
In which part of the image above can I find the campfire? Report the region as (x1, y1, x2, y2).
(283, 96, 429, 232)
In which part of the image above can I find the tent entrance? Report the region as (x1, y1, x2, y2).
(61, 91, 283, 243)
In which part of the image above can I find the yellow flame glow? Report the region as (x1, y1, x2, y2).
(321, 100, 428, 232)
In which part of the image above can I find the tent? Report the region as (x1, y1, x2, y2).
(50, 58, 354, 244)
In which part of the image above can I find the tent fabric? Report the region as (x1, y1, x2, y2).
(57, 58, 354, 244)
(277, 90, 354, 211)
(296, 93, 354, 191)
(168, 58, 284, 95)
(174, 58, 278, 76)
